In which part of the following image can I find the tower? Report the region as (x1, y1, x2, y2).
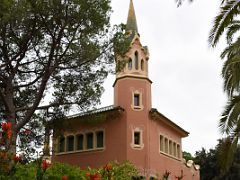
(113, 0, 153, 174)
(113, 0, 152, 112)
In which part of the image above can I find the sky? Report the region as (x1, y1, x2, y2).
(100, 0, 227, 155)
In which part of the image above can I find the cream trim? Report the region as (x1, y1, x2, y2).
(158, 133, 181, 160)
(131, 90, 144, 111)
(55, 129, 105, 155)
(131, 127, 144, 150)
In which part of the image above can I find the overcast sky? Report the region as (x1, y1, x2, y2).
(100, 0, 227, 155)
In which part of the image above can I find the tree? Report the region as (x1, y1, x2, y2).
(208, 0, 240, 171)
(182, 151, 194, 162)
(194, 140, 240, 180)
(0, 0, 128, 153)
(176, 0, 240, 171)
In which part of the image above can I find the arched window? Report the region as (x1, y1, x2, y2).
(76, 134, 84, 151)
(134, 51, 139, 70)
(86, 132, 94, 149)
(141, 59, 144, 71)
(128, 58, 132, 70)
(96, 131, 104, 148)
(59, 136, 65, 153)
(67, 135, 74, 151)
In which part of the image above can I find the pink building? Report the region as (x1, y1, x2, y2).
(51, 1, 200, 179)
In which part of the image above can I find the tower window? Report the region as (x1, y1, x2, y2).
(128, 58, 132, 70)
(86, 132, 93, 149)
(96, 131, 104, 148)
(134, 51, 139, 70)
(131, 128, 144, 149)
(141, 59, 144, 71)
(134, 94, 140, 106)
(67, 135, 74, 151)
(76, 134, 84, 150)
(59, 136, 65, 153)
(134, 131, 141, 145)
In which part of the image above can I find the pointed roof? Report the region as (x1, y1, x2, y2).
(126, 0, 138, 33)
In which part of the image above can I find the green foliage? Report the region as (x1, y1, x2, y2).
(182, 151, 193, 162)
(0, 161, 139, 180)
(205, 0, 240, 172)
(109, 161, 139, 179)
(177, 0, 240, 173)
(209, 1, 240, 47)
(13, 163, 37, 180)
(44, 163, 85, 180)
(219, 96, 240, 135)
(0, 0, 128, 154)
(194, 140, 240, 180)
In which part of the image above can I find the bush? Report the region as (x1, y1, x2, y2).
(0, 160, 139, 180)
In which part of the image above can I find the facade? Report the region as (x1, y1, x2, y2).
(51, 1, 200, 179)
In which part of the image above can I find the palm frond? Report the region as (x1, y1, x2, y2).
(217, 137, 238, 173)
(226, 20, 240, 44)
(220, 37, 240, 59)
(222, 56, 240, 95)
(221, 37, 240, 96)
(175, 0, 193, 7)
(219, 95, 240, 134)
(209, 0, 240, 47)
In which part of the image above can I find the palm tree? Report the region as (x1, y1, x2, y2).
(208, 0, 240, 172)
(176, 0, 240, 172)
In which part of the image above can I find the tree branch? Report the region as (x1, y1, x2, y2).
(16, 101, 78, 112)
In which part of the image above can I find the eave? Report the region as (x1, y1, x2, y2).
(52, 105, 124, 129)
(149, 108, 189, 137)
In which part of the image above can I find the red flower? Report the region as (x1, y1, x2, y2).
(86, 172, 101, 180)
(86, 172, 91, 177)
(41, 159, 50, 170)
(13, 155, 21, 162)
(104, 163, 112, 171)
(92, 173, 101, 180)
(7, 130, 12, 140)
(62, 175, 68, 180)
(1, 122, 12, 131)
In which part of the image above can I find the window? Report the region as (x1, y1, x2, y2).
(134, 131, 141, 145)
(159, 135, 181, 159)
(131, 91, 143, 111)
(56, 130, 105, 154)
(134, 94, 140, 106)
(134, 51, 139, 70)
(96, 131, 104, 148)
(67, 135, 74, 151)
(59, 136, 65, 153)
(128, 58, 132, 70)
(160, 135, 164, 152)
(169, 140, 173, 155)
(173, 142, 177, 157)
(164, 138, 168, 154)
(86, 132, 93, 149)
(132, 128, 144, 149)
(141, 59, 144, 71)
(177, 144, 180, 158)
(76, 134, 84, 150)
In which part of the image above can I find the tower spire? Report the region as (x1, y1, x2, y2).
(126, 0, 138, 33)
